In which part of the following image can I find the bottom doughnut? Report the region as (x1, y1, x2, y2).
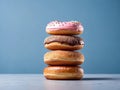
(44, 66, 84, 80)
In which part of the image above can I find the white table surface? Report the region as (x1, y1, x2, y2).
(0, 74, 120, 90)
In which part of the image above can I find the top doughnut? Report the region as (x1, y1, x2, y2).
(46, 20, 84, 35)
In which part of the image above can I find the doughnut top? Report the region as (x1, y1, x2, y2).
(44, 35, 84, 46)
(46, 20, 83, 32)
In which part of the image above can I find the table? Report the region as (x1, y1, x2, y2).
(0, 74, 120, 90)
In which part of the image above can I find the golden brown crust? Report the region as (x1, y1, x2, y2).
(45, 42, 84, 50)
(44, 66, 84, 80)
(44, 50, 84, 65)
(46, 29, 83, 35)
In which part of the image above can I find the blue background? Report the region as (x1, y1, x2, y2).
(0, 0, 120, 74)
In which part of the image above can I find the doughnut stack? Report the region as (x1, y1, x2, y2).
(43, 20, 84, 80)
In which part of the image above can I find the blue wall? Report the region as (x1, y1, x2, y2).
(0, 0, 120, 74)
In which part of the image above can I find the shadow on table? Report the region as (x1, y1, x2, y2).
(44, 77, 120, 81)
(82, 77, 120, 80)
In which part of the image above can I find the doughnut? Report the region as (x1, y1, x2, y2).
(44, 50, 84, 65)
(46, 20, 84, 35)
(44, 35, 84, 50)
(44, 66, 84, 80)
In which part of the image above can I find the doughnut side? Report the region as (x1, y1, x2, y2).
(44, 66, 84, 80)
(44, 50, 84, 65)
(46, 29, 83, 35)
(45, 42, 84, 50)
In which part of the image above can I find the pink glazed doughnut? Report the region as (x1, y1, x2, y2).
(46, 20, 84, 35)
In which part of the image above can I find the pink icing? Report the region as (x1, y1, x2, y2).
(46, 20, 84, 32)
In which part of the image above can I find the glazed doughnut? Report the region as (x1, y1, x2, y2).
(46, 20, 84, 35)
(44, 50, 84, 65)
(44, 66, 84, 80)
(44, 35, 84, 50)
